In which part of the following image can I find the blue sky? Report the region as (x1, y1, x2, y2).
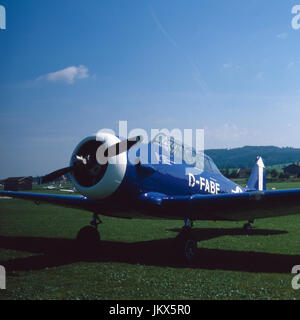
(0, 0, 300, 177)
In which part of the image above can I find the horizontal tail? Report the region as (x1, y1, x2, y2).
(245, 156, 266, 191)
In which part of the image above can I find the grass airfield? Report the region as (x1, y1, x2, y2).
(1, 182, 300, 299)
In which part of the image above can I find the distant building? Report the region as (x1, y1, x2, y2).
(4, 177, 33, 191)
(32, 177, 42, 185)
(283, 164, 300, 176)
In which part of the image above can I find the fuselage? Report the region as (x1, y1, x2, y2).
(98, 139, 245, 219)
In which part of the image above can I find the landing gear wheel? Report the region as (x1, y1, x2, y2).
(176, 231, 197, 263)
(76, 226, 101, 256)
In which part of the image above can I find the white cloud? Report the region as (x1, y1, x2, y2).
(222, 63, 241, 71)
(276, 33, 288, 40)
(222, 63, 232, 69)
(256, 72, 264, 79)
(38, 65, 89, 84)
(287, 62, 295, 70)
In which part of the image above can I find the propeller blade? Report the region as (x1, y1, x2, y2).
(104, 136, 142, 158)
(42, 136, 142, 183)
(41, 166, 74, 184)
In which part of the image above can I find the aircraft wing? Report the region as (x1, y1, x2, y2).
(140, 189, 300, 221)
(0, 191, 103, 212)
(3, 189, 300, 222)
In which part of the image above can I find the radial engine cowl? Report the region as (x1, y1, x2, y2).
(70, 133, 127, 200)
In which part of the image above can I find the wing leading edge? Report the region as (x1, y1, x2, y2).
(0, 191, 102, 212)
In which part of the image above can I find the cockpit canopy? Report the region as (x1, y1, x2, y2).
(152, 133, 220, 174)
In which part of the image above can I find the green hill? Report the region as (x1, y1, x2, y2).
(205, 146, 300, 169)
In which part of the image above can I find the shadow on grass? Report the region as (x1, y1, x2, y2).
(0, 227, 296, 274)
(168, 227, 287, 242)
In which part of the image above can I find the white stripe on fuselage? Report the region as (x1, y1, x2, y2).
(257, 157, 264, 191)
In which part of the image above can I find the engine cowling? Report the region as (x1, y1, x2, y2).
(70, 133, 127, 200)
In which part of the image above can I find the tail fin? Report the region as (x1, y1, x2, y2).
(245, 156, 266, 191)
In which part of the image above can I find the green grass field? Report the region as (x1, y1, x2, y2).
(1, 181, 300, 300)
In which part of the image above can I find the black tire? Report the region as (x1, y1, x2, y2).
(176, 231, 197, 263)
(76, 226, 101, 256)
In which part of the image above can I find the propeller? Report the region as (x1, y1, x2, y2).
(104, 136, 142, 158)
(41, 136, 142, 183)
(41, 166, 75, 184)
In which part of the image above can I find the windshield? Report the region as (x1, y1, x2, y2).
(152, 133, 220, 174)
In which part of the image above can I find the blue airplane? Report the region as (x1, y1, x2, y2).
(1, 132, 300, 262)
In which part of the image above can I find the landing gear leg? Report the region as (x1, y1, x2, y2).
(76, 213, 102, 255)
(243, 219, 254, 231)
(90, 213, 102, 228)
(183, 218, 194, 230)
(176, 218, 197, 263)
